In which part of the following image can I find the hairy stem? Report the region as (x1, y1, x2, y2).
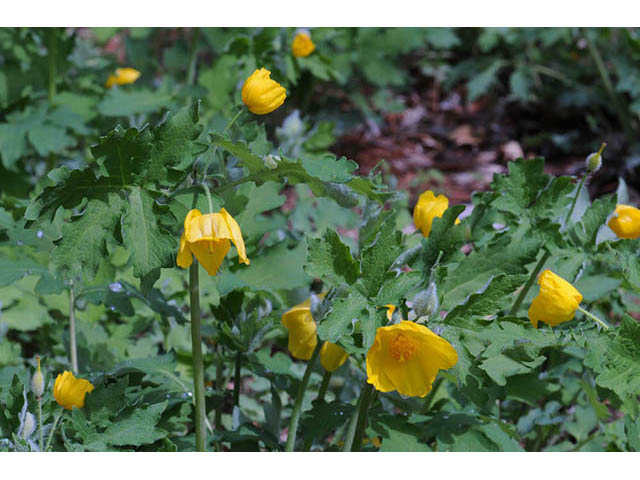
(68, 285, 78, 374)
(577, 306, 610, 330)
(37, 396, 43, 451)
(284, 342, 321, 452)
(44, 410, 63, 452)
(189, 262, 207, 452)
(343, 382, 374, 452)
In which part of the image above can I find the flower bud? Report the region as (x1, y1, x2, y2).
(292, 31, 316, 58)
(53, 371, 95, 410)
(585, 142, 606, 173)
(608, 204, 640, 239)
(241, 68, 287, 115)
(19, 412, 36, 440)
(263, 154, 281, 170)
(528, 270, 582, 328)
(413, 190, 460, 237)
(319, 341, 348, 372)
(411, 282, 439, 319)
(105, 67, 141, 88)
(31, 355, 45, 398)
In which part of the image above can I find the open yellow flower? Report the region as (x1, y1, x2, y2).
(292, 32, 315, 57)
(528, 270, 583, 329)
(366, 321, 458, 398)
(176, 208, 250, 276)
(105, 67, 141, 88)
(53, 371, 94, 410)
(413, 190, 459, 237)
(319, 341, 348, 372)
(241, 68, 287, 115)
(608, 204, 640, 239)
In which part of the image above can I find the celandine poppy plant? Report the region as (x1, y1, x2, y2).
(366, 321, 458, 398)
(177, 208, 250, 276)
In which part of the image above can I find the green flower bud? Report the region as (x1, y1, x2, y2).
(586, 142, 606, 173)
(263, 154, 281, 170)
(411, 282, 439, 319)
(20, 412, 36, 440)
(30, 355, 44, 398)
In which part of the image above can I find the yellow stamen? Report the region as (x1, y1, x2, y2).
(389, 333, 416, 362)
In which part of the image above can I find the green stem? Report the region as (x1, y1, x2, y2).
(284, 342, 321, 452)
(189, 262, 207, 452)
(202, 182, 214, 214)
(37, 396, 43, 451)
(348, 383, 374, 452)
(44, 410, 63, 452)
(564, 175, 588, 226)
(68, 284, 78, 374)
(214, 344, 224, 428)
(47, 29, 57, 104)
(224, 109, 243, 133)
(508, 249, 551, 316)
(584, 30, 634, 142)
(302, 370, 332, 451)
(577, 306, 610, 330)
(316, 370, 332, 403)
(232, 352, 242, 407)
(185, 28, 200, 87)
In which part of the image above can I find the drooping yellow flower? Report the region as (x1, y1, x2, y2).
(413, 190, 459, 237)
(282, 297, 318, 360)
(53, 371, 94, 410)
(528, 270, 583, 329)
(608, 204, 640, 239)
(291, 32, 315, 57)
(105, 67, 141, 88)
(366, 320, 458, 398)
(177, 208, 250, 276)
(241, 68, 287, 115)
(319, 341, 349, 372)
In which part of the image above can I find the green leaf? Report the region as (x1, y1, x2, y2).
(98, 88, 174, 117)
(569, 195, 616, 250)
(50, 194, 125, 280)
(490, 158, 550, 218)
(509, 67, 532, 102)
(122, 187, 176, 281)
(360, 216, 402, 297)
(306, 229, 360, 286)
(300, 401, 355, 446)
(376, 270, 422, 306)
(446, 274, 528, 324)
(421, 205, 466, 270)
(91, 125, 152, 186)
(102, 402, 168, 447)
(0, 253, 48, 287)
(317, 290, 368, 343)
(584, 315, 640, 416)
(467, 59, 503, 102)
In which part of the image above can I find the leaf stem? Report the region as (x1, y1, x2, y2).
(44, 410, 63, 452)
(316, 370, 332, 403)
(189, 262, 207, 452)
(284, 342, 321, 452)
(577, 306, 610, 330)
(343, 382, 375, 452)
(224, 109, 244, 134)
(47, 29, 57, 104)
(68, 284, 78, 374)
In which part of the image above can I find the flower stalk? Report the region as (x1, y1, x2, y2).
(68, 284, 78, 374)
(232, 352, 242, 407)
(284, 342, 321, 452)
(577, 306, 610, 330)
(45, 410, 63, 452)
(343, 382, 374, 452)
(189, 262, 207, 452)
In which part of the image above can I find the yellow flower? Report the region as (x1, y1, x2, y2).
(319, 341, 348, 372)
(105, 67, 141, 88)
(608, 204, 640, 239)
(528, 270, 583, 329)
(282, 294, 348, 369)
(176, 208, 250, 276)
(53, 371, 94, 410)
(413, 190, 459, 237)
(366, 320, 458, 398)
(292, 32, 315, 57)
(241, 68, 287, 115)
(282, 297, 318, 360)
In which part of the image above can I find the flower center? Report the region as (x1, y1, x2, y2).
(389, 333, 416, 363)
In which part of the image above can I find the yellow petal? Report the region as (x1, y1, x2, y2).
(241, 68, 287, 115)
(282, 297, 320, 360)
(190, 238, 231, 276)
(320, 342, 349, 372)
(528, 270, 582, 328)
(176, 233, 193, 270)
(53, 371, 94, 410)
(219, 208, 250, 265)
(608, 204, 640, 239)
(413, 190, 456, 237)
(292, 32, 316, 57)
(384, 304, 396, 322)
